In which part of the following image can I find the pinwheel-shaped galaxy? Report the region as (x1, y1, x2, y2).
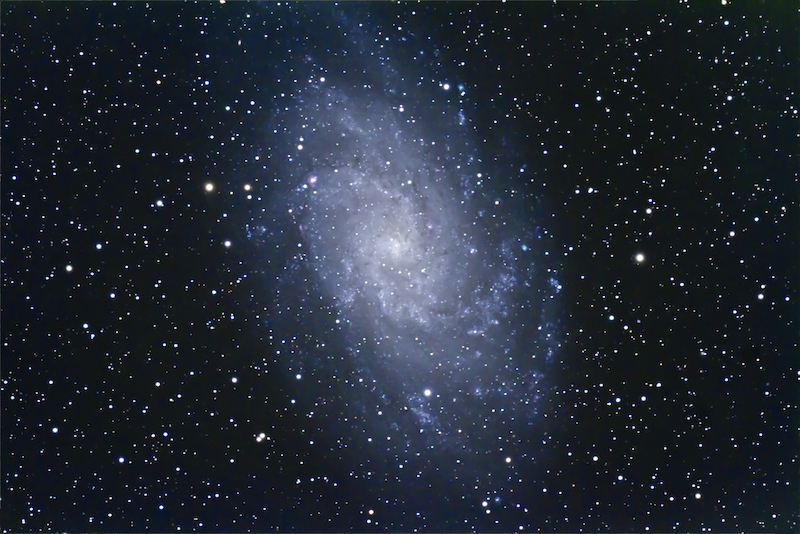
(258, 83, 559, 450)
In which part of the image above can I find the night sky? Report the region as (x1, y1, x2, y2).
(2, 1, 798, 532)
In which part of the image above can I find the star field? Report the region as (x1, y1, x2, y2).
(2, 2, 798, 532)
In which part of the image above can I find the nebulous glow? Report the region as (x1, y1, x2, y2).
(303, 163, 469, 338)
(261, 82, 558, 448)
(288, 87, 521, 387)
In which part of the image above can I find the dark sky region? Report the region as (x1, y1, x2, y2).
(2, 1, 797, 532)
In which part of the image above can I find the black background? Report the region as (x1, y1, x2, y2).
(2, 2, 797, 532)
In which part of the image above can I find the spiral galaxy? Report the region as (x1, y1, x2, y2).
(256, 78, 559, 453)
(244, 5, 562, 464)
(299, 89, 482, 367)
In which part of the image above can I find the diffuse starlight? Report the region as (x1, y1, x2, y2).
(264, 83, 557, 447)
